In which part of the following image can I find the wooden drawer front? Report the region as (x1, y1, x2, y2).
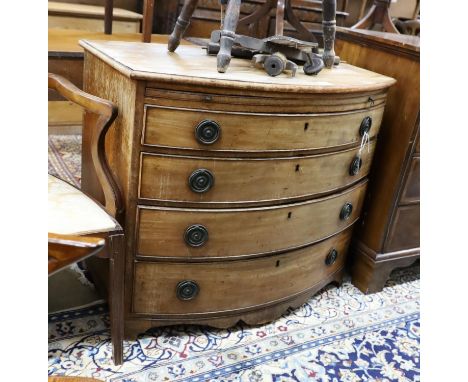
(139, 142, 375, 205)
(400, 156, 420, 204)
(142, 105, 384, 154)
(145, 86, 388, 114)
(386, 204, 420, 252)
(137, 181, 367, 259)
(133, 228, 351, 315)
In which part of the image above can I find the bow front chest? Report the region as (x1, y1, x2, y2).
(80, 40, 395, 337)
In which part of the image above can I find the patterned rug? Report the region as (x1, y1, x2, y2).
(48, 134, 420, 382)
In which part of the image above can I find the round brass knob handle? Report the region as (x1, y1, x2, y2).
(349, 156, 363, 176)
(359, 116, 372, 136)
(184, 224, 208, 247)
(340, 202, 353, 220)
(325, 249, 338, 266)
(195, 120, 221, 144)
(176, 280, 199, 300)
(189, 169, 214, 193)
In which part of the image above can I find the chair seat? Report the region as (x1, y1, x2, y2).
(48, 174, 117, 235)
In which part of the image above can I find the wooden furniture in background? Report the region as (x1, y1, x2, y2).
(393, 18, 419, 36)
(48, 1, 143, 33)
(351, 0, 398, 33)
(48, 73, 125, 364)
(154, 0, 349, 43)
(80, 40, 394, 337)
(48, 32, 189, 127)
(104, 0, 113, 34)
(335, 28, 420, 293)
(168, 0, 338, 72)
(141, 0, 155, 42)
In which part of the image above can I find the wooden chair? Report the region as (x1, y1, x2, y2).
(352, 0, 399, 33)
(104, 0, 155, 42)
(48, 73, 125, 365)
(393, 18, 420, 36)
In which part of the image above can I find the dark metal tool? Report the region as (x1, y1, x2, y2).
(170, 0, 340, 77)
(206, 31, 337, 77)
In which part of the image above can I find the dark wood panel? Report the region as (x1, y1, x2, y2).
(385, 204, 420, 252)
(400, 156, 420, 205)
(48, 58, 84, 100)
(336, 29, 420, 252)
(180, 0, 348, 40)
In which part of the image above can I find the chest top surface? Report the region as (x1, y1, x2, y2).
(80, 40, 395, 95)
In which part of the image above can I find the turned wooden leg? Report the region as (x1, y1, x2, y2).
(322, 0, 336, 68)
(168, 0, 200, 52)
(217, 0, 241, 73)
(109, 233, 125, 365)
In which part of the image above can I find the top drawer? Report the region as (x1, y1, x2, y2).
(142, 105, 384, 155)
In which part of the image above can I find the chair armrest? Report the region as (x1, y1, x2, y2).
(48, 73, 123, 220)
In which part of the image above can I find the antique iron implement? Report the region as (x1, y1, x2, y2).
(168, 0, 339, 77)
(206, 31, 329, 76)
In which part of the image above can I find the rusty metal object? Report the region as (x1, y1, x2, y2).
(169, 0, 340, 76)
(252, 52, 298, 77)
(207, 31, 337, 76)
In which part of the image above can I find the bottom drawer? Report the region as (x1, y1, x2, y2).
(132, 228, 352, 316)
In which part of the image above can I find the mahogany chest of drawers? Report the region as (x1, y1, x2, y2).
(335, 28, 420, 293)
(80, 40, 394, 338)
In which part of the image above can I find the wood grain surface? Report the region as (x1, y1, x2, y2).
(336, 28, 419, 294)
(136, 180, 367, 259)
(144, 86, 388, 113)
(142, 104, 384, 154)
(79, 42, 394, 331)
(138, 142, 375, 206)
(48, 1, 143, 20)
(79, 40, 396, 94)
(133, 228, 352, 315)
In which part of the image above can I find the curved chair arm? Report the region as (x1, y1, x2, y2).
(48, 73, 123, 220)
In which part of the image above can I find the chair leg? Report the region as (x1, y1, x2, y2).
(109, 233, 125, 365)
(322, 0, 337, 68)
(104, 0, 114, 34)
(217, 0, 241, 73)
(168, 0, 200, 52)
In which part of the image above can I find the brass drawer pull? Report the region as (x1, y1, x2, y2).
(189, 169, 214, 193)
(195, 120, 221, 144)
(176, 280, 199, 300)
(325, 249, 338, 266)
(184, 224, 209, 247)
(340, 202, 353, 220)
(359, 116, 372, 136)
(349, 156, 363, 176)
